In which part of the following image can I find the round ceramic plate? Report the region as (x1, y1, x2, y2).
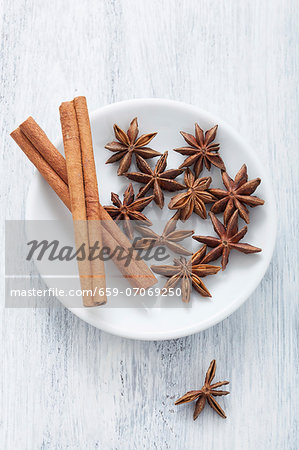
(26, 99, 276, 340)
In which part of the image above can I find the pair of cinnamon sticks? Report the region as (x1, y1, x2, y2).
(11, 96, 157, 307)
(60, 97, 106, 306)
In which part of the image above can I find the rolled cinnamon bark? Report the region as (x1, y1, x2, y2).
(73, 96, 107, 303)
(20, 116, 68, 184)
(10, 128, 71, 209)
(59, 102, 86, 220)
(73, 97, 100, 219)
(11, 125, 157, 292)
(59, 101, 106, 306)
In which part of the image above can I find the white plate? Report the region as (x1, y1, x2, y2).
(26, 99, 276, 340)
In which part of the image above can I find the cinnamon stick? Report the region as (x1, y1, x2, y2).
(11, 122, 157, 291)
(73, 97, 99, 219)
(59, 100, 106, 306)
(20, 116, 68, 183)
(10, 128, 71, 209)
(73, 96, 107, 303)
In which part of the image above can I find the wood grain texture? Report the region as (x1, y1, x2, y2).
(1, 0, 298, 448)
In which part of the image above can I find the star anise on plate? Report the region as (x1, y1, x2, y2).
(168, 168, 216, 221)
(210, 164, 264, 225)
(151, 245, 220, 303)
(175, 360, 229, 420)
(124, 151, 185, 209)
(193, 210, 262, 270)
(174, 124, 226, 177)
(105, 117, 161, 175)
(104, 183, 153, 240)
(134, 215, 194, 256)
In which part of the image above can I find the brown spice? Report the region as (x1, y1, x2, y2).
(59, 99, 106, 306)
(74, 97, 107, 303)
(175, 360, 229, 420)
(174, 124, 225, 177)
(10, 128, 71, 209)
(168, 169, 216, 220)
(134, 215, 194, 256)
(105, 117, 161, 175)
(193, 210, 262, 270)
(210, 164, 264, 225)
(151, 245, 220, 303)
(124, 151, 185, 209)
(20, 116, 68, 183)
(104, 183, 153, 240)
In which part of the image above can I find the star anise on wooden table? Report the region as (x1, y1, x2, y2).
(104, 183, 153, 240)
(134, 215, 194, 256)
(210, 164, 264, 225)
(105, 117, 161, 175)
(193, 210, 262, 270)
(124, 151, 185, 209)
(174, 124, 226, 177)
(175, 360, 229, 420)
(168, 168, 216, 220)
(151, 245, 220, 303)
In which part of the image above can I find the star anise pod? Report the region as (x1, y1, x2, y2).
(151, 245, 220, 303)
(193, 210, 261, 270)
(134, 215, 194, 256)
(175, 360, 229, 420)
(124, 151, 185, 209)
(104, 183, 153, 240)
(174, 124, 226, 177)
(105, 117, 161, 175)
(209, 164, 264, 225)
(168, 168, 216, 221)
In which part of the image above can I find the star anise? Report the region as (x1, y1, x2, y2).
(209, 164, 264, 225)
(104, 183, 153, 240)
(175, 360, 229, 420)
(105, 117, 161, 175)
(168, 168, 216, 221)
(124, 151, 185, 209)
(134, 215, 194, 256)
(193, 210, 261, 270)
(174, 124, 226, 177)
(151, 245, 220, 303)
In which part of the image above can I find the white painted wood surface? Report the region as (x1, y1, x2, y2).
(1, 0, 298, 448)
